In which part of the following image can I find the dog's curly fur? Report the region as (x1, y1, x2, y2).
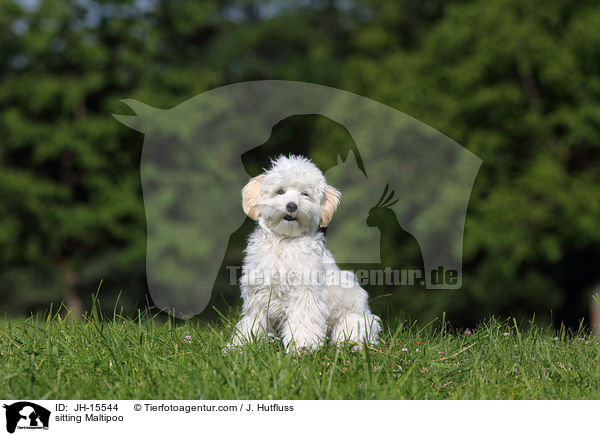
(228, 155, 381, 352)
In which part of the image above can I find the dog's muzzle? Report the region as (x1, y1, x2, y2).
(283, 202, 298, 221)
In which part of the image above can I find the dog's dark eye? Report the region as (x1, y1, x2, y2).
(302, 192, 311, 198)
(276, 188, 285, 195)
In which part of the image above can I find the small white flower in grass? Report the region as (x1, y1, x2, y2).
(402, 347, 408, 352)
(109, 360, 113, 368)
(184, 335, 192, 344)
(416, 348, 420, 352)
(503, 332, 510, 336)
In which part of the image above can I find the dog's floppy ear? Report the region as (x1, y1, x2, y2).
(320, 185, 341, 227)
(242, 174, 265, 220)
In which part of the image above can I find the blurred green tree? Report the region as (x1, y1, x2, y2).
(339, 0, 600, 326)
(1, 0, 599, 328)
(0, 0, 156, 313)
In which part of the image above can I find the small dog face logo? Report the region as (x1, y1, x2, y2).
(3, 402, 50, 434)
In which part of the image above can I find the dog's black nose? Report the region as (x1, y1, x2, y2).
(286, 202, 298, 213)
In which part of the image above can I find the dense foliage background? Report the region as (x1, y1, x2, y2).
(1, 0, 599, 328)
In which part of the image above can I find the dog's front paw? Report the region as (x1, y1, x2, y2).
(223, 335, 247, 354)
(283, 334, 324, 355)
(284, 342, 319, 356)
(331, 313, 382, 347)
(222, 342, 239, 354)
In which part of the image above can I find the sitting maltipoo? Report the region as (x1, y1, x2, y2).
(228, 155, 381, 352)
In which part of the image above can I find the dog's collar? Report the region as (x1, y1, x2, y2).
(256, 223, 328, 237)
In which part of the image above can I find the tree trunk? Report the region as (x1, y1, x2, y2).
(64, 268, 83, 318)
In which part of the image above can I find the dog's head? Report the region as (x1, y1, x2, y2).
(242, 155, 341, 237)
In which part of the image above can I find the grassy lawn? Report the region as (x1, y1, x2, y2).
(1, 302, 599, 400)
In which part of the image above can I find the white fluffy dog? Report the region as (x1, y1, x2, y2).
(228, 155, 381, 352)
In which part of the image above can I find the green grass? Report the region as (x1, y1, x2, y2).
(1, 302, 599, 399)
